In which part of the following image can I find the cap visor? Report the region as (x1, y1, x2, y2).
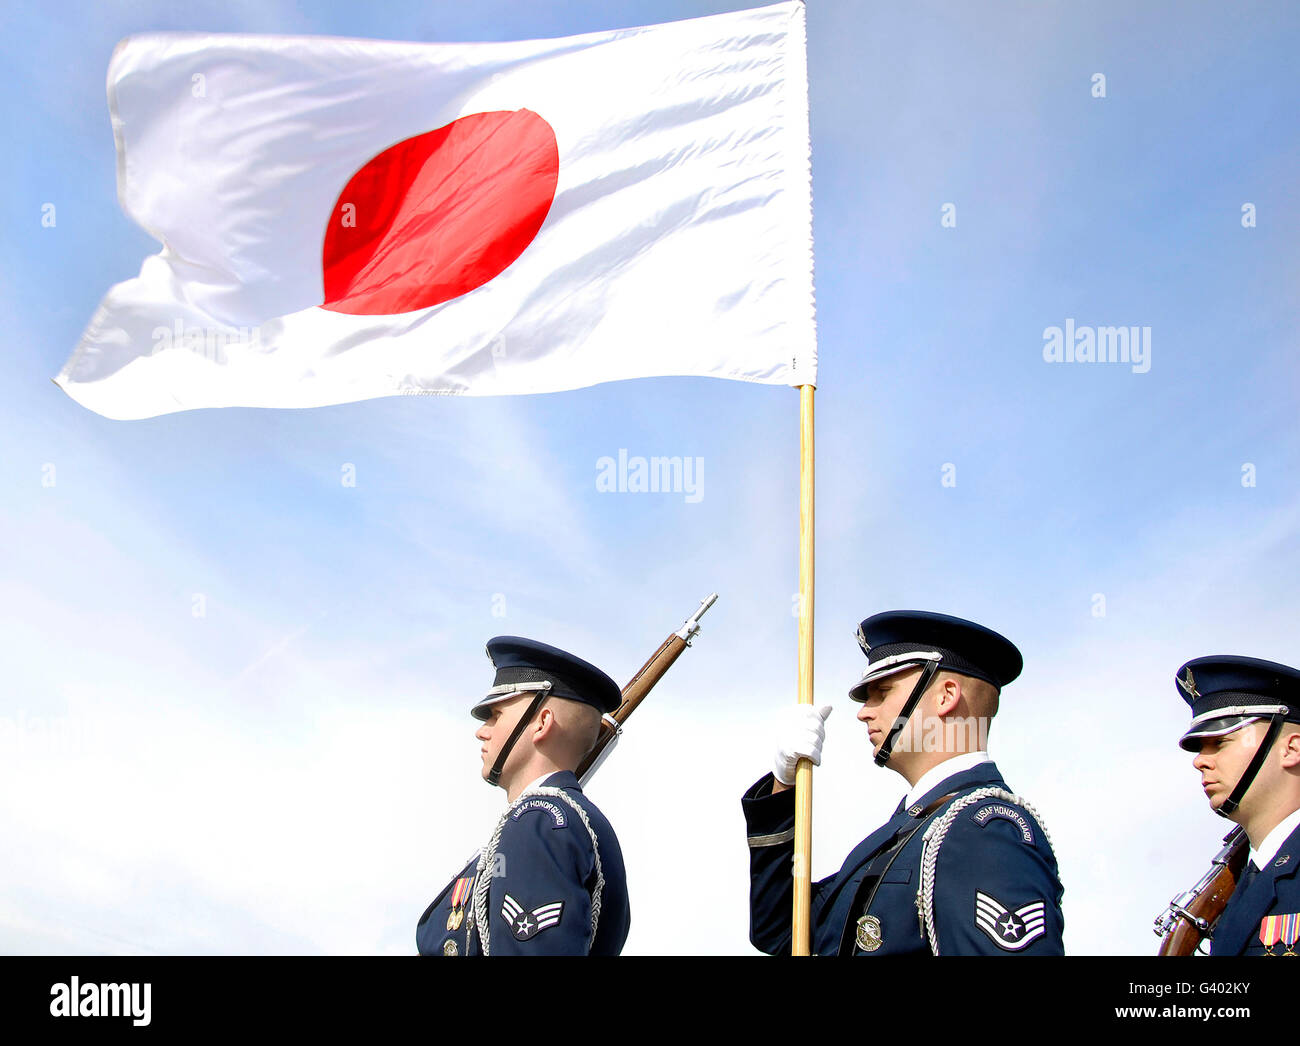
(470, 693, 516, 721)
(848, 661, 926, 702)
(1178, 715, 1262, 751)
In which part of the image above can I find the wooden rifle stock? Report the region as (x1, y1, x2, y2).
(576, 594, 717, 783)
(1155, 826, 1247, 955)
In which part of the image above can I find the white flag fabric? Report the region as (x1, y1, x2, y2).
(55, 2, 816, 420)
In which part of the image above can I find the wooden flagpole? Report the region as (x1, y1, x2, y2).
(792, 382, 815, 955)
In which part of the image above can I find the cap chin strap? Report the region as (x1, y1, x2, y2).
(485, 683, 552, 788)
(874, 659, 941, 767)
(1218, 715, 1284, 818)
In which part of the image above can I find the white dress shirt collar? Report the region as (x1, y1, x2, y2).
(1250, 806, 1300, 870)
(904, 751, 992, 808)
(518, 770, 563, 798)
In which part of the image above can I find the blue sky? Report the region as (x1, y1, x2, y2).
(2, 0, 1298, 954)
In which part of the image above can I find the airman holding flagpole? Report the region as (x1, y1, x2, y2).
(744, 611, 1064, 955)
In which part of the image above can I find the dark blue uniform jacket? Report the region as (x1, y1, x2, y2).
(417, 771, 630, 956)
(743, 761, 1065, 955)
(1213, 820, 1300, 956)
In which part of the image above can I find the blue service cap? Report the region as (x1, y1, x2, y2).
(1176, 655, 1300, 751)
(471, 636, 621, 721)
(848, 610, 1023, 701)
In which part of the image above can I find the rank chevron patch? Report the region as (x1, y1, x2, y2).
(974, 891, 1047, 951)
(501, 894, 564, 941)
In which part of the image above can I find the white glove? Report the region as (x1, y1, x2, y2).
(773, 703, 833, 786)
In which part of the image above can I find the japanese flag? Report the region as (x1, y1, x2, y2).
(55, 2, 816, 420)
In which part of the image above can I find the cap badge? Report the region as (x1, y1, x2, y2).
(1178, 667, 1200, 699)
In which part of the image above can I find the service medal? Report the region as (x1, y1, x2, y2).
(1286, 913, 1300, 956)
(446, 875, 474, 931)
(856, 913, 884, 952)
(1259, 915, 1285, 956)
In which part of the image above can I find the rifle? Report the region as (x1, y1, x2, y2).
(577, 593, 718, 784)
(1154, 825, 1247, 955)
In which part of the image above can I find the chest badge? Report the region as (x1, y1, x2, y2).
(855, 913, 884, 952)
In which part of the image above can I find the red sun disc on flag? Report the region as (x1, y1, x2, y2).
(321, 110, 559, 315)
